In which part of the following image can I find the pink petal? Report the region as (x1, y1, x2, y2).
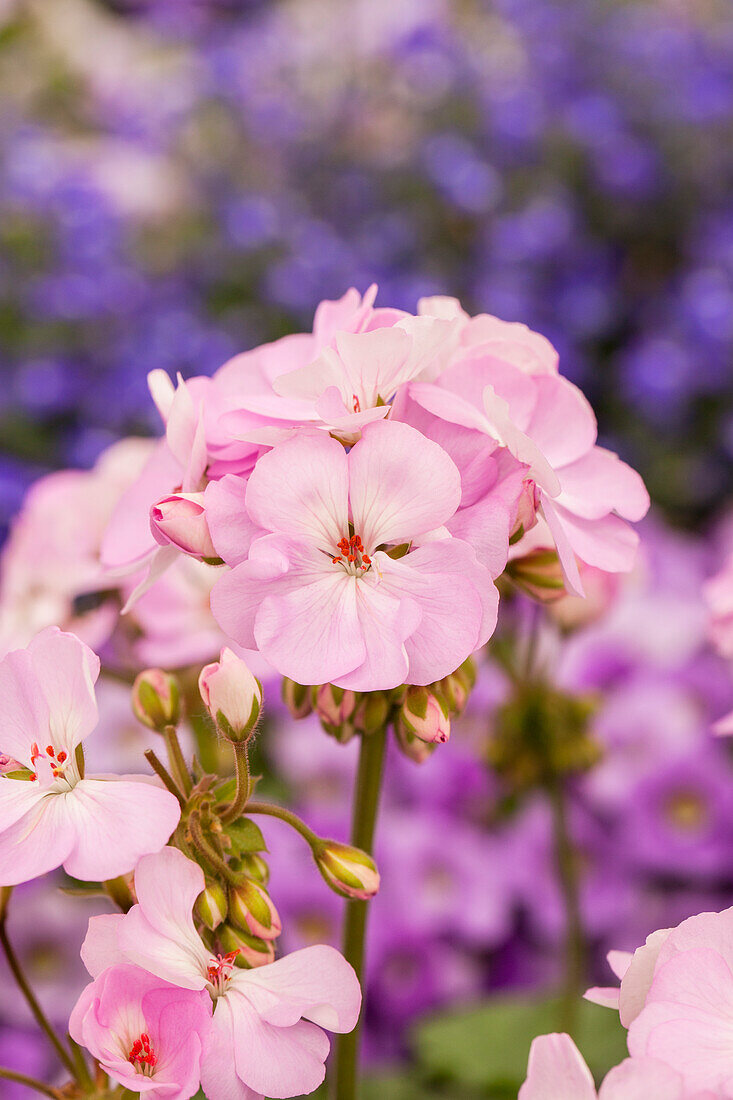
(211, 536, 293, 650)
(519, 1034, 596, 1100)
(374, 540, 498, 684)
(28, 627, 100, 754)
(245, 432, 348, 546)
(348, 420, 461, 548)
(557, 448, 650, 522)
(334, 326, 413, 404)
(61, 778, 181, 882)
(409, 381, 494, 435)
(200, 997, 265, 1100)
(120, 546, 179, 614)
(205, 475, 262, 567)
(0, 647, 52, 765)
(482, 385, 561, 497)
(584, 986, 621, 1010)
(598, 1058, 683, 1100)
(619, 928, 672, 1027)
(538, 498, 585, 597)
(223, 990, 331, 1098)
(101, 439, 182, 570)
(80, 914, 127, 978)
(552, 508, 640, 574)
(526, 375, 597, 468)
(448, 465, 528, 578)
(332, 577, 420, 692)
(0, 793, 76, 886)
(608, 950, 634, 980)
(234, 945, 361, 1032)
(312, 283, 377, 345)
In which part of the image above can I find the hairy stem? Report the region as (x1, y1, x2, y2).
(163, 725, 192, 798)
(331, 724, 388, 1100)
(245, 801, 319, 847)
(188, 814, 236, 883)
(144, 749, 185, 805)
(0, 902, 77, 1079)
(220, 742, 250, 825)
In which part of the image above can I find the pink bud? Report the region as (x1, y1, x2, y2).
(150, 492, 218, 561)
(199, 648, 262, 743)
(510, 478, 540, 543)
(218, 924, 275, 969)
(314, 683, 358, 727)
(399, 686, 451, 744)
(131, 669, 180, 732)
(314, 840, 380, 900)
(228, 879, 282, 941)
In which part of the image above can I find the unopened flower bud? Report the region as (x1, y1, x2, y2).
(231, 852, 270, 886)
(352, 691, 390, 735)
(228, 879, 281, 941)
(195, 882, 227, 931)
(314, 841, 380, 900)
(314, 684, 358, 727)
(150, 491, 219, 562)
(199, 648, 262, 743)
(393, 719, 437, 764)
(218, 923, 275, 969)
(282, 678, 313, 719)
(398, 686, 450, 744)
(131, 669, 180, 732)
(510, 478, 540, 543)
(506, 548, 566, 603)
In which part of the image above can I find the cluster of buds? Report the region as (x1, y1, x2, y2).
(131, 668, 181, 733)
(488, 682, 601, 793)
(199, 647, 262, 743)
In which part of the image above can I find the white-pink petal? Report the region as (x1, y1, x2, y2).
(519, 1034, 596, 1100)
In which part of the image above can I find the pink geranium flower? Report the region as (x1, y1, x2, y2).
(70, 964, 211, 1100)
(0, 628, 181, 885)
(405, 298, 649, 594)
(519, 1033, 694, 1099)
(209, 420, 498, 690)
(82, 847, 361, 1100)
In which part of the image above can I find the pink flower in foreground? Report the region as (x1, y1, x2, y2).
(405, 298, 649, 594)
(519, 1033, 696, 1099)
(0, 628, 181, 885)
(587, 907, 733, 1095)
(70, 964, 211, 1100)
(209, 420, 498, 690)
(82, 847, 361, 1100)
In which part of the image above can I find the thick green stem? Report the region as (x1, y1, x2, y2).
(220, 742, 250, 825)
(163, 725, 192, 797)
(0, 1066, 59, 1098)
(245, 801, 319, 847)
(331, 725, 388, 1100)
(0, 904, 77, 1080)
(548, 780, 585, 1034)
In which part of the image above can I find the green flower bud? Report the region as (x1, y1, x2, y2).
(195, 881, 228, 931)
(228, 879, 281, 941)
(131, 669, 180, 732)
(218, 923, 275, 969)
(314, 841, 380, 900)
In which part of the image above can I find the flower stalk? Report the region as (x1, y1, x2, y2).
(331, 722, 388, 1100)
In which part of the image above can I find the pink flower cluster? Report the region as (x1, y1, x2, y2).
(524, 905, 733, 1097)
(101, 286, 649, 690)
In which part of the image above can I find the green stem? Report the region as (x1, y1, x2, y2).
(331, 725, 388, 1100)
(0, 906, 77, 1080)
(103, 876, 135, 913)
(144, 749, 185, 805)
(548, 780, 585, 1035)
(188, 814, 236, 883)
(67, 1035, 93, 1091)
(163, 725, 192, 797)
(190, 712, 221, 775)
(0, 1066, 59, 1098)
(220, 742, 250, 825)
(245, 801, 319, 846)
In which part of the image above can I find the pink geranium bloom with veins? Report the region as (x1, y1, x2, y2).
(404, 295, 649, 595)
(209, 420, 498, 690)
(0, 627, 181, 886)
(81, 846, 361, 1100)
(70, 964, 211, 1100)
(519, 1033, 705, 1099)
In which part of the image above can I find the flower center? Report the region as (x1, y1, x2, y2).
(27, 743, 71, 785)
(128, 1032, 157, 1075)
(207, 950, 240, 995)
(331, 533, 371, 573)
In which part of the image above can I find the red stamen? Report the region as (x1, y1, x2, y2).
(46, 746, 55, 757)
(30, 743, 40, 760)
(332, 556, 342, 564)
(29, 774, 37, 781)
(57, 751, 67, 764)
(362, 554, 371, 565)
(353, 394, 361, 413)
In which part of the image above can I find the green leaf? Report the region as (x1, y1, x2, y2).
(224, 816, 267, 855)
(412, 993, 628, 1090)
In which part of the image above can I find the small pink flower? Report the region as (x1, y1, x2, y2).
(209, 420, 498, 690)
(82, 847, 362, 1100)
(519, 1033, 688, 1099)
(0, 627, 181, 885)
(70, 964, 211, 1100)
(150, 492, 218, 561)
